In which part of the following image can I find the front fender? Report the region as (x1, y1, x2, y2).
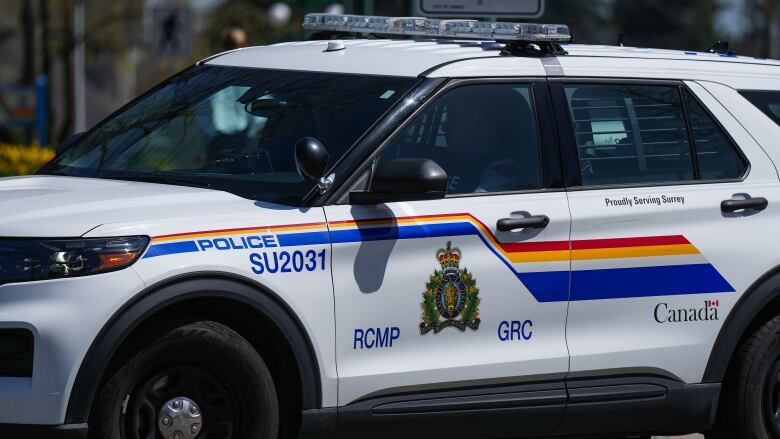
(65, 272, 322, 423)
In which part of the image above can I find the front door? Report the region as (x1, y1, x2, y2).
(326, 81, 572, 435)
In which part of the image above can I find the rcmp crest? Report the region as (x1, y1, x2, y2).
(420, 241, 481, 334)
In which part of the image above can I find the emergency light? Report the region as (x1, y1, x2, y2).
(302, 13, 571, 43)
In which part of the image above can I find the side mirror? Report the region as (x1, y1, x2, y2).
(294, 137, 329, 181)
(56, 132, 85, 156)
(295, 137, 333, 193)
(350, 158, 447, 205)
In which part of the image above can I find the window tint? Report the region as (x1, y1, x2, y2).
(740, 90, 780, 126)
(565, 84, 694, 185)
(684, 91, 745, 180)
(379, 84, 541, 195)
(565, 84, 746, 186)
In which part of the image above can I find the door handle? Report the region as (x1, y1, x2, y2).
(496, 215, 550, 232)
(721, 197, 768, 213)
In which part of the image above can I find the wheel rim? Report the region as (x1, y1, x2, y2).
(122, 365, 240, 439)
(764, 356, 780, 437)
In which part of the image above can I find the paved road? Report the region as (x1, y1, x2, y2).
(654, 435, 703, 439)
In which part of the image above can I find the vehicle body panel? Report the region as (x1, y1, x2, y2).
(0, 176, 239, 238)
(326, 194, 571, 405)
(207, 40, 501, 78)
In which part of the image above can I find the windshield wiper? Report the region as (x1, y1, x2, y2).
(106, 175, 213, 189)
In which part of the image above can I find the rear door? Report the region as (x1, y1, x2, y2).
(325, 80, 572, 437)
(553, 79, 778, 385)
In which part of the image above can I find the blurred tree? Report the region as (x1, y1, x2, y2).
(39, 0, 52, 145)
(537, 0, 613, 45)
(738, 0, 779, 58)
(39, 0, 51, 76)
(84, 0, 143, 57)
(20, 1, 35, 143)
(202, 0, 304, 54)
(613, 0, 726, 51)
(51, 0, 75, 145)
(20, 0, 35, 85)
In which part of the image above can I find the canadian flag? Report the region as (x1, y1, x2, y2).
(709, 299, 720, 307)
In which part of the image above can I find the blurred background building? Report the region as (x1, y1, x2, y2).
(0, 0, 778, 153)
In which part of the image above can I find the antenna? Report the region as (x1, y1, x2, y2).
(707, 41, 736, 56)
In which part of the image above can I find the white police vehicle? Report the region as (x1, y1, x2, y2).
(3, 13, 780, 439)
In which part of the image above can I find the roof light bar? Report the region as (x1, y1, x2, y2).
(303, 13, 571, 43)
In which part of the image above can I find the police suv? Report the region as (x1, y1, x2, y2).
(4, 13, 780, 439)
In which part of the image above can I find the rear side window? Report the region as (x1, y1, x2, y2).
(684, 92, 745, 180)
(739, 90, 780, 126)
(563, 84, 746, 186)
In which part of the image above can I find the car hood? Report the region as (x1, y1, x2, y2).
(0, 175, 254, 237)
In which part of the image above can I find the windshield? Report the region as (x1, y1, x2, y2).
(39, 65, 417, 204)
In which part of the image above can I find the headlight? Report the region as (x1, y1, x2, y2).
(0, 236, 149, 285)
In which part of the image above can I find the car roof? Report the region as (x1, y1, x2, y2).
(205, 39, 509, 77)
(205, 39, 780, 90)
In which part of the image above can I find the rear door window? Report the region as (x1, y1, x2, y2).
(562, 83, 747, 186)
(565, 84, 693, 185)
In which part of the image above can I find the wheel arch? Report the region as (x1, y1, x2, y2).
(64, 271, 322, 425)
(704, 265, 780, 382)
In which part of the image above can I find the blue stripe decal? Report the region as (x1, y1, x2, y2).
(517, 271, 570, 302)
(464, 224, 571, 302)
(277, 231, 330, 247)
(570, 263, 735, 301)
(329, 222, 474, 244)
(144, 241, 199, 258)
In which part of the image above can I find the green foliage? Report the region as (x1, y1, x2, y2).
(0, 144, 55, 177)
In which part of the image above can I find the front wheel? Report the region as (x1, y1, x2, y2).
(91, 321, 279, 439)
(709, 315, 780, 439)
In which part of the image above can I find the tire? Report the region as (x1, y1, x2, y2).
(91, 321, 279, 439)
(708, 315, 780, 439)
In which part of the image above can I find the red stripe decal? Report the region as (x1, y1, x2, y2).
(499, 241, 570, 252)
(571, 235, 690, 250)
